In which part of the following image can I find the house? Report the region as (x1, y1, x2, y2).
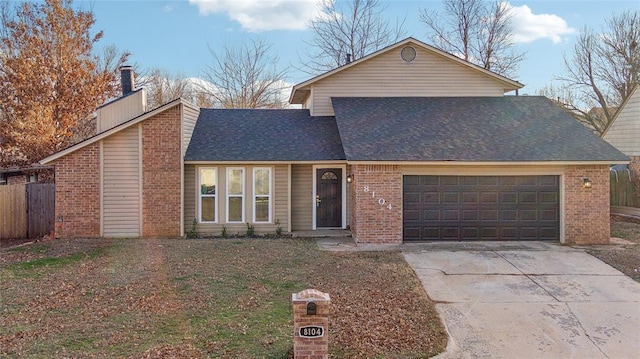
(602, 85, 640, 186)
(40, 38, 628, 244)
(0, 165, 54, 185)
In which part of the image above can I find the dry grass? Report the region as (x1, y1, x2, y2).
(0, 238, 447, 358)
(588, 216, 640, 283)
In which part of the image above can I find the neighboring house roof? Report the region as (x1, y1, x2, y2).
(602, 85, 639, 156)
(289, 37, 524, 104)
(331, 96, 629, 162)
(184, 109, 345, 162)
(40, 98, 194, 164)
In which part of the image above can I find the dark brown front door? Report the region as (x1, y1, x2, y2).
(316, 169, 342, 228)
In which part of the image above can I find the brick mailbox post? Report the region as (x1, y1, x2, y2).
(292, 289, 330, 359)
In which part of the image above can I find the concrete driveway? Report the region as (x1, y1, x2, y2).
(403, 243, 640, 359)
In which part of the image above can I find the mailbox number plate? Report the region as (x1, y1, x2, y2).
(299, 325, 324, 338)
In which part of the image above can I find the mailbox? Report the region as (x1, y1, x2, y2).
(292, 289, 330, 359)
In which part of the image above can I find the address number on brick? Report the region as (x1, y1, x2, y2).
(299, 325, 324, 338)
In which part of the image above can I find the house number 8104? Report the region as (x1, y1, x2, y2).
(363, 186, 393, 210)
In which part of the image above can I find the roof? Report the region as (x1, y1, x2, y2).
(289, 37, 524, 104)
(41, 98, 196, 164)
(184, 109, 345, 162)
(330, 96, 629, 162)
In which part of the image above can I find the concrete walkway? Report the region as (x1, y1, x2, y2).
(402, 243, 640, 359)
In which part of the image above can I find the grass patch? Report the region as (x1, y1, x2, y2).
(0, 238, 447, 358)
(7, 248, 106, 272)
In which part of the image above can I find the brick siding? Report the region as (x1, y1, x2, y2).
(563, 165, 610, 245)
(52, 143, 100, 238)
(141, 105, 182, 237)
(350, 164, 402, 244)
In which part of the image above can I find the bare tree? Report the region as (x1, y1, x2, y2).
(301, 0, 405, 74)
(136, 68, 214, 110)
(201, 38, 287, 109)
(550, 10, 639, 135)
(0, 0, 127, 167)
(420, 0, 524, 78)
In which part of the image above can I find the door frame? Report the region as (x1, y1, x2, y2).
(312, 165, 346, 230)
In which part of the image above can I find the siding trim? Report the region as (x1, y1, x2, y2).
(138, 123, 143, 235)
(287, 164, 292, 233)
(185, 160, 348, 165)
(99, 140, 104, 237)
(349, 161, 628, 166)
(559, 174, 566, 244)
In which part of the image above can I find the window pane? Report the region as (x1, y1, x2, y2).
(201, 197, 216, 222)
(255, 197, 269, 222)
(200, 169, 216, 195)
(228, 169, 243, 195)
(255, 169, 270, 195)
(228, 197, 243, 222)
(321, 171, 338, 180)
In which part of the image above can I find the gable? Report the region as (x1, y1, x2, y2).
(603, 86, 640, 156)
(40, 99, 189, 164)
(291, 38, 523, 116)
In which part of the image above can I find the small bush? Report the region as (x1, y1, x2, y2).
(187, 219, 198, 239)
(246, 223, 255, 238)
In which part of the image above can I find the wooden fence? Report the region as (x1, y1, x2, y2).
(0, 183, 55, 240)
(610, 169, 637, 207)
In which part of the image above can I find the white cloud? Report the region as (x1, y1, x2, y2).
(508, 4, 576, 44)
(188, 0, 322, 32)
(162, 4, 173, 12)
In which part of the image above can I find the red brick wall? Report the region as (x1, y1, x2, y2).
(351, 164, 402, 244)
(141, 105, 182, 237)
(52, 143, 100, 238)
(6, 175, 26, 185)
(563, 165, 610, 245)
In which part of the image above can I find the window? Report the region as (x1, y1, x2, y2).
(199, 168, 217, 222)
(253, 168, 272, 223)
(227, 168, 245, 223)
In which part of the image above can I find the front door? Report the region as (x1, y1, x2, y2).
(316, 169, 342, 228)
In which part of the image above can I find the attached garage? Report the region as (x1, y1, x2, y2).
(403, 175, 560, 241)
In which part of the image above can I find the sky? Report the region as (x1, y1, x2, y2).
(78, 0, 640, 96)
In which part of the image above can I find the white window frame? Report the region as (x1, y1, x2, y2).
(198, 167, 217, 223)
(226, 167, 245, 223)
(253, 167, 272, 223)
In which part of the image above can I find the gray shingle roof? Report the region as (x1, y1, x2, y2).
(184, 109, 345, 162)
(331, 96, 629, 162)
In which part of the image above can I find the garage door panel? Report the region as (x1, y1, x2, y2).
(403, 175, 559, 241)
(520, 210, 538, 221)
(462, 192, 479, 203)
(441, 177, 459, 185)
(462, 210, 479, 221)
(501, 192, 517, 203)
(540, 191, 558, 203)
(481, 192, 498, 203)
(539, 210, 558, 221)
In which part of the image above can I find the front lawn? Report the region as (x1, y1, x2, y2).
(0, 238, 447, 358)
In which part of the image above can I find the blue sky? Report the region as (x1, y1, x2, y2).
(81, 0, 639, 96)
